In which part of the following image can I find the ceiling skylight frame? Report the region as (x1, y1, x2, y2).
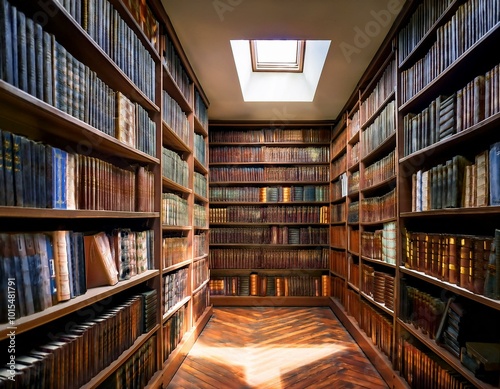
(250, 40, 306, 73)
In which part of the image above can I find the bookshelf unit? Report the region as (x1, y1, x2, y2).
(208, 121, 332, 306)
(0, 0, 211, 387)
(329, 0, 500, 388)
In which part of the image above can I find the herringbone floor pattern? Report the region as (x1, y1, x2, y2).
(166, 307, 389, 389)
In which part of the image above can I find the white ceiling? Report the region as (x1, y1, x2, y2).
(161, 0, 406, 122)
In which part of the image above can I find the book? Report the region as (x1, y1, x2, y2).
(466, 342, 500, 372)
(33, 233, 53, 310)
(115, 91, 136, 148)
(490, 141, 500, 205)
(52, 230, 71, 302)
(84, 231, 119, 288)
(0, 0, 14, 84)
(11, 133, 24, 206)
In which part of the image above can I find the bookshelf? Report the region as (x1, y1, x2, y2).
(0, 0, 212, 387)
(329, 0, 500, 388)
(208, 121, 332, 306)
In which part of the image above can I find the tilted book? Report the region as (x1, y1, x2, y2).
(84, 232, 119, 288)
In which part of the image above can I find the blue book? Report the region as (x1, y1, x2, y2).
(33, 233, 52, 310)
(36, 142, 46, 208)
(45, 144, 53, 208)
(42, 31, 53, 105)
(20, 136, 33, 207)
(0, 0, 13, 84)
(16, 9, 27, 93)
(34, 22, 44, 101)
(9, 233, 27, 318)
(51, 147, 67, 209)
(11, 133, 24, 207)
(44, 233, 58, 306)
(10, 4, 18, 88)
(490, 141, 500, 206)
(65, 230, 75, 299)
(25, 17, 36, 96)
(24, 233, 43, 313)
(2, 130, 14, 206)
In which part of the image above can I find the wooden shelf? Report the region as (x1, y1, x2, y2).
(210, 201, 330, 206)
(360, 175, 397, 196)
(209, 222, 329, 227)
(0, 270, 159, 339)
(162, 296, 192, 323)
(194, 115, 208, 137)
(162, 259, 192, 275)
(194, 157, 208, 174)
(209, 181, 330, 186)
(360, 292, 394, 316)
(209, 161, 330, 166)
(209, 243, 330, 248)
(0, 207, 159, 219)
(360, 132, 396, 165)
(162, 121, 191, 153)
(162, 225, 192, 232)
(194, 193, 209, 204)
(209, 141, 330, 146)
(162, 65, 192, 114)
(400, 206, 500, 218)
(360, 217, 397, 226)
(360, 91, 396, 131)
(361, 256, 397, 269)
(162, 177, 192, 194)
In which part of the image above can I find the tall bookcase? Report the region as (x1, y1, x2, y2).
(208, 121, 332, 306)
(329, 0, 500, 388)
(0, 0, 211, 387)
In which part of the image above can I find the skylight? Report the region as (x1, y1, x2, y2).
(251, 40, 305, 72)
(230, 39, 331, 102)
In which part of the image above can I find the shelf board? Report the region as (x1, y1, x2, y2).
(0, 81, 160, 165)
(162, 177, 192, 194)
(194, 116, 208, 137)
(348, 249, 360, 257)
(360, 292, 394, 316)
(399, 22, 500, 113)
(81, 324, 160, 389)
(0, 270, 159, 339)
(162, 121, 191, 153)
(347, 191, 359, 199)
(194, 193, 209, 204)
(400, 205, 500, 218)
(209, 141, 331, 146)
(330, 196, 347, 204)
(162, 65, 192, 114)
(330, 245, 347, 251)
(194, 226, 209, 231)
(331, 145, 347, 162)
(0, 207, 159, 219)
(398, 319, 498, 389)
(348, 130, 360, 145)
(193, 254, 209, 262)
(347, 161, 360, 172)
(360, 91, 396, 131)
(361, 175, 397, 196)
(399, 267, 500, 311)
(162, 296, 192, 323)
(329, 270, 346, 280)
(193, 278, 210, 295)
(211, 296, 330, 307)
(210, 269, 328, 275)
(360, 216, 397, 226)
(162, 259, 192, 274)
(161, 225, 192, 232)
(360, 132, 396, 165)
(399, 111, 500, 167)
(194, 158, 208, 175)
(360, 54, 395, 101)
(361, 256, 397, 269)
(347, 282, 360, 293)
(330, 221, 347, 226)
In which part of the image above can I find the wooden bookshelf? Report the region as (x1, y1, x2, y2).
(0, 0, 211, 387)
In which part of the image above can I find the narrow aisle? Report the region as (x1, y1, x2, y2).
(166, 307, 389, 389)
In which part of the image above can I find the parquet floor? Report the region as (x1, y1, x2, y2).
(165, 307, 389, 389)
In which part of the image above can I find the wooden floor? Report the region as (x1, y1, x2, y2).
(165, 307, 389, 389)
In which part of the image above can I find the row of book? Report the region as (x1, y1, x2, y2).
(411, 144, 500, 211)
(208, 247, 329, 270)
(192, 284, 209, 323)
(331, 203, 346, 223)
(162, 147, 189, 188)
(0, 292, 153, 388)
(331, 173, 348, 201)
(209, 205, 330, 224)
(0, 3, 157, 157)
(209, 146, 330, 164)
(348, 171, 360, 194)
(397, 0, 453, 65)
(121, 0, 160, 53)
(359, 59, 396, 125)
(403, 229, 500, 299)
(194, 232, 207, 258)
(361, 265, 395, 311)
(163, 33, 191, 103)
(209, 274, 329, 297)
(359, 299, 394, 361)
(193, 203, 207, 227)
(162, 236, 188, 269)
(162, 90, 190, 146)
(209, 185, 329, 203)
(193, 257, 209, 291)
(361, 222, 398, 265)
(209, 226, 329, 245)
(0, 228, 154, 322)
(332, 129, 347, 159)
(347, 109, 360, 140)
(349, 141, 360, 167)
(194, 171, 208, 198)
(348, 201, 359, 223)
(361, 100, 396, 158)
(0, 129, 155, 211)
(194, 89, 209, 130)
(194, 133, 207, 167)
(163, 304, 188, 361)
(401, 0, 500, 103)
(363, 150, 396, 189)
(349, 228, 360, 254)
(331, 153, 347, 180)
(330, 250, 347, 278)
(162, 267, 189, 315)
(208, 127, 331, 144)
(101, 334, 157, 389)
(360, 188, 397, 223)
(209, 165, 330, 183)
(83, 0, 155, 101)
(331, 226, 347, 248)
(161, 193, 189, 226)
